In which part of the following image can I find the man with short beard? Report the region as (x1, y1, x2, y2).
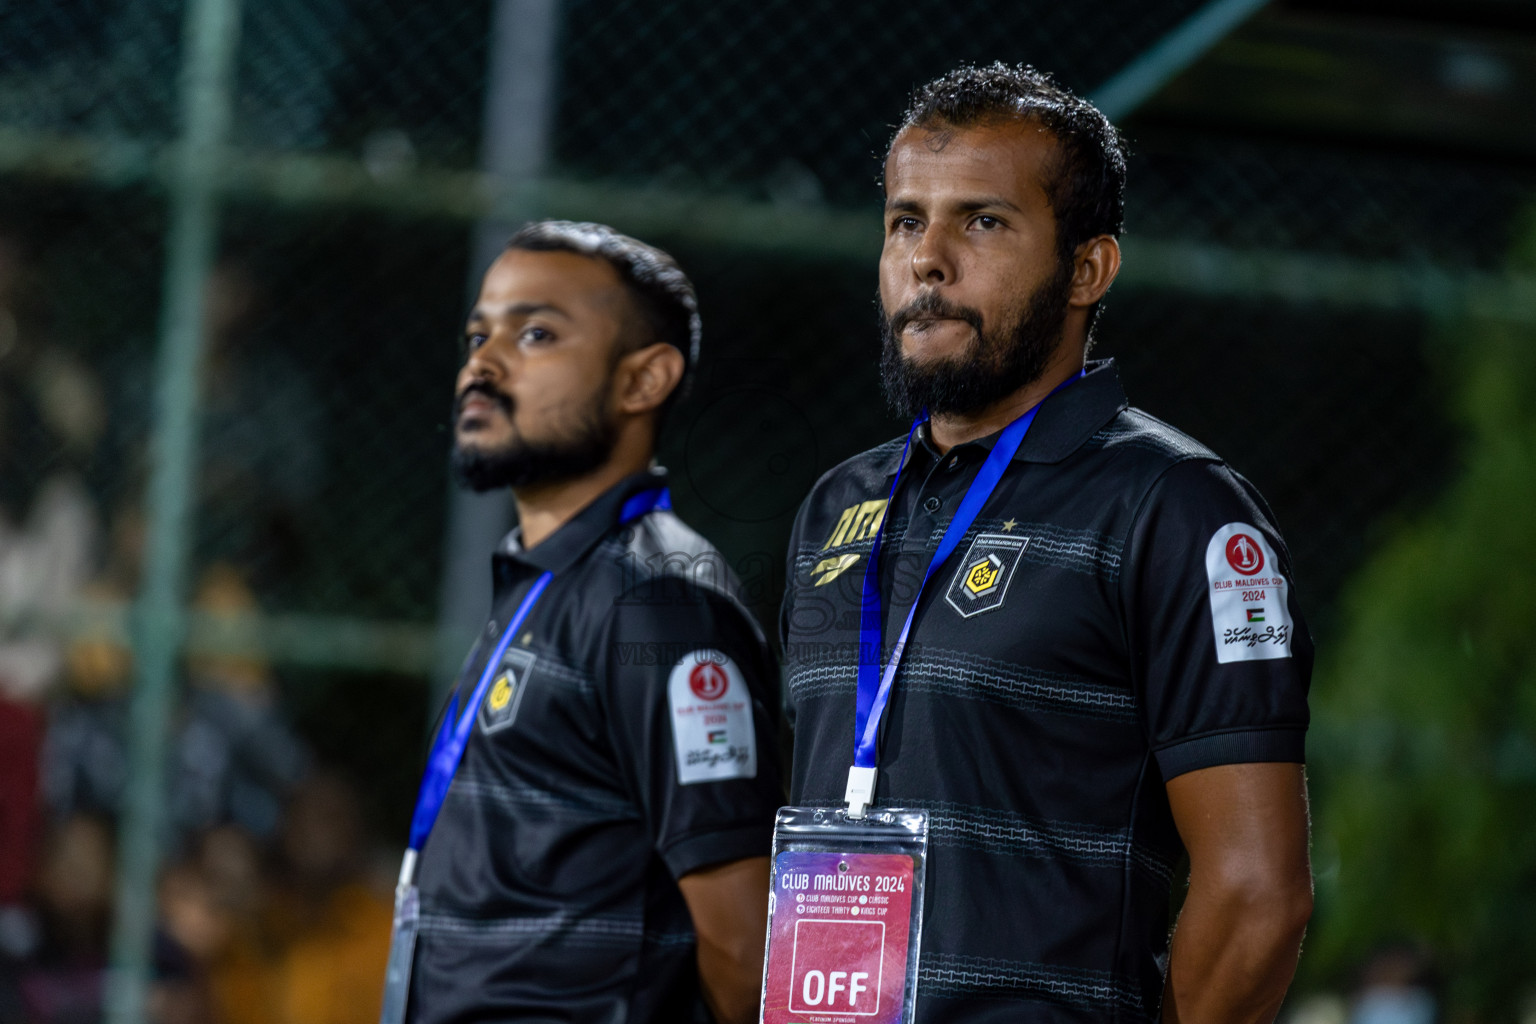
(397, 221, 781, 1024)
(780, 65, 1314, 1023)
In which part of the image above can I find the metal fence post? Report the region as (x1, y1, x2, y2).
(103, 0, 243, 1020)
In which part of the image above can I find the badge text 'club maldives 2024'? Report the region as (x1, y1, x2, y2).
(763, 851, 915, 1024)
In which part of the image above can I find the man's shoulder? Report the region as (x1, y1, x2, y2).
(795, 435, 908, 525)
(1081, 406, 1220, 468)
(1081, 407, 1291, 555)
(591, 508, 750, 612)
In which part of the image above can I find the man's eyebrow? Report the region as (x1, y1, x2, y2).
(466, 300, 570, 322)
(883, 195, 1024, 215)
(955, 196, 1023, 214)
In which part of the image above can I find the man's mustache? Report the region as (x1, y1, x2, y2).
(454, 380, 513, 420)
(888, 291, 985, 337)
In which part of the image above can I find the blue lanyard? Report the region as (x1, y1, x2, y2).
(853, 375, 1082, 774)
(406, 486, 671, 853)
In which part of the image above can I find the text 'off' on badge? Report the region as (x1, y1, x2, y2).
(763, 850, 915, 1023)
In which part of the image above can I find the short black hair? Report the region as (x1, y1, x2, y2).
(892, 63, 1126, 327)
(504, 220, 701, 407)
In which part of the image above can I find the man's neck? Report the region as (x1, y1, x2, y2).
(513, 452, 650, 550)
(927, 350, 1085, 455)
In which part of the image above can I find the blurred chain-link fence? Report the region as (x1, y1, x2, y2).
(3, 0, 1535, 1020)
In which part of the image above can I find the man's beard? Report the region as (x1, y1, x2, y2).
(449, 382, 617, 492)
(879, 257, 1075, 419)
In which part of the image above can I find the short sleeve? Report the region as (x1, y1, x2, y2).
(600, 579, 784, 879)
(1122, 460, 1313, 781)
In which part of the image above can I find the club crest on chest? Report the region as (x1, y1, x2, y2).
(479, 646, 539, 735)
(945, 532, 1029, 618)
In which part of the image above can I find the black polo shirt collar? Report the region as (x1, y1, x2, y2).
(899, 358, 1129, 478)
(495, 468, 669, 577)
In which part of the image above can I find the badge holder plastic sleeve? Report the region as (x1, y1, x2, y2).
(758, 806, 928, 1024)
(379, 849, 420, 1024)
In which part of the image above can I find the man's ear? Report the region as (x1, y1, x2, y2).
(614, 342, 686, 416)
(1068, 235, 1121, 309)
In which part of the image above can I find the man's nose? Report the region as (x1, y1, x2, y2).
(911, 227, 956, 286)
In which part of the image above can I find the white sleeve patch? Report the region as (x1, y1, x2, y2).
(1205, 522, 1294, 663)
(668, 649, 758, 785)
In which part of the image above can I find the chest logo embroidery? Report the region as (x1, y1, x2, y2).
(821, 499, 888, 550)
(810, 553, 861, 586)
(945, 532, 1029, 618)
(479, 646, 539, 735)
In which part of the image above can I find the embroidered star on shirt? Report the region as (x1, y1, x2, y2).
(1001, 518, 1018, 532)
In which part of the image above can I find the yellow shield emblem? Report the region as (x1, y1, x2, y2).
(488, 674, 514, 711)
(964, 556, 1002, 595)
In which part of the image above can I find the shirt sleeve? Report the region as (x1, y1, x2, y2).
(1122, 459, 1314, 781)
(600, 579, 785, 879)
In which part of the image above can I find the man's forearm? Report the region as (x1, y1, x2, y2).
(680, 856, 770, 1024)
(696, 931, 764, 1024)
(1161, 875, 1312, 1023)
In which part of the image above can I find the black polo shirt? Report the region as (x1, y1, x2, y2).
(409, 470, 783, 1024)
(781, 360, 1312, 1024)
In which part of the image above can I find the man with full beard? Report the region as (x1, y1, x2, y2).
(395, 221, 781, 1024)
(780, 65, 1314, 1023)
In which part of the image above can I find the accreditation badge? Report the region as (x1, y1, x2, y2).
(760, 807, 928, 1024)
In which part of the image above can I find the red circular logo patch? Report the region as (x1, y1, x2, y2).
(689, 661, 729, 701)
(1225, 533, 1265, 575)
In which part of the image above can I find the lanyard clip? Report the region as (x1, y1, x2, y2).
(845, 765, 878, 819)
(396, 848, 419, 893)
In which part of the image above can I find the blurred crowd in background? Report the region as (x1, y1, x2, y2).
(0, 235, 393, 1024)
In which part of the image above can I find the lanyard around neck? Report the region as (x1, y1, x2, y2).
(405, 485, 671, 855)
(845, 375, 1080, 816)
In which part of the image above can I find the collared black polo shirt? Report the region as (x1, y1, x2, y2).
(409, 470, 783, 1024)
(781, 360, 1313, 1024)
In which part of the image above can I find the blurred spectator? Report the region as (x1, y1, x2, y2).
(0, 470, 99, 706)
(0, 235, 104, 989)
(171, 563, 308, 842)
(1349, 944, 1440, 1024)
(38, 580, 133, 824)
(0, 235, 102, 686)
(161, 776, 390, 1024)
(0, 234, 104, 703)
(43, 563, 308, 849)
(13, 814, 113, 1024)
(1, 815, 211, 1024)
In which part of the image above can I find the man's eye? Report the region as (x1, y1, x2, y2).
(464, 332, 488, 352)
(519, 325, 553, 345)
(892, 216, 921, 232)
(974, 215, 1001, 230)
